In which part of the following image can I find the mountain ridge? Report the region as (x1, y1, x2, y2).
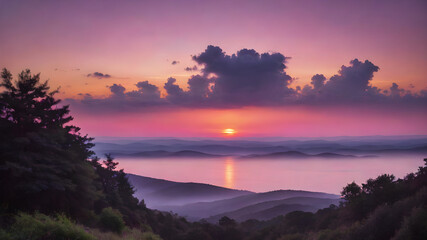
(127, 173, 341, 221)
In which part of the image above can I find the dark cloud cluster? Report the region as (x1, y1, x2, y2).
(192, 46, 294, 106)
(68, 46, 427, 112)
(87, 72, 111, 79)
(300, 59, 381, 103)
(163, 75, 213, 106)
(105, 81, 162, 103)
(162, 46, 294, 107)
(298, 59, 427, 105)
(70, 81, 164, 112)
(171, 60, 179, 65)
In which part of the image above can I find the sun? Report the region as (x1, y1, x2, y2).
(222, 128, 236, 136)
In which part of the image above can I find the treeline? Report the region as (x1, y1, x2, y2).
(0, 69, 189, 239)
(0, 69, 426, 240)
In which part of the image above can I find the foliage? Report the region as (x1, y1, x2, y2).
(0, 68, 149, 231)
(99, 207, 126, 234)
(4, 212, 95, 240)
(0, 228, 12, 240)
(278, 233, 305, 240)
(90, 228, 162, 240)
(391, 207, 427, 240)
(1, 212, 163, 240)
(90, 154, 147, 227)
(0, 68, 99, 220)
(219, 216, 237, 228)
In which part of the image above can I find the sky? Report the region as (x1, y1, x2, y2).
(1, 0, 427, 137)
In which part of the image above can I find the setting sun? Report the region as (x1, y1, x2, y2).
(222, 128, 236, 136)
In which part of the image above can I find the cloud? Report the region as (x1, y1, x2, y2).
(299, 59, 383, 103)
(164, 75, 213, 106)
(185, 65, 198, 71)
(164, 77, 185, 103)
(106, 82, 162, 102)
(191, 45, 294, 106)
(109, 84, 126, 97)
(67, 82, 165, 113)
(322, 59, 380, 100)
(54, 68, 80, 72)
(311, 74, 326, 90)
(171, 60, 179, 65)
(126, 81, 161, 101)
(68, 45, 427, 112)
(87, 72, 111, 79)
(77, 93, 92, 100)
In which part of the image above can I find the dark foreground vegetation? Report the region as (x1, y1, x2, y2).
(0, 69, 426, 239)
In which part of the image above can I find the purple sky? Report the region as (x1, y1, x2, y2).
(1, 0, 426, 137)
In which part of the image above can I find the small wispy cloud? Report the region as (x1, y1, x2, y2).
(184, 65, 198, 71)
(87, 72, 111, 79)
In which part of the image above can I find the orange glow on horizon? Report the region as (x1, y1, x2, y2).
(222, 128, 236, 136)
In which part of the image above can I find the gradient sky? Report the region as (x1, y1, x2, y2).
(1, 0, 426, 137)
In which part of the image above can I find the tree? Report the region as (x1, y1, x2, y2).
(218, 216, 236, 228)
(0, 68, 99, 220)
(90, 154, 145, 227)
(341, 182, 362, 202)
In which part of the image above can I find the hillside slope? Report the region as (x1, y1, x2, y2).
(127, 174, 253, 207)
(205, 197, 340, 222)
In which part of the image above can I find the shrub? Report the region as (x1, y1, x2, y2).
(99, 207, 126, 234)
(0, 228, 12, 240)
(90, 228, 162, 240)
(141, 231, 163, 240)
(392, 207, 427, 240)
(7, 212, 95, 240)
(218, 216, 237, 228)
(317, 229, 346, 240)
(278, 233, 306, 240)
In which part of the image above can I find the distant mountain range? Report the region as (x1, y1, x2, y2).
(94, 137, 427, 158)
(241, 151, 362, 159)
(113, 150, 223, 158)
(112, 150, 365, 159)
(127, 174, 340, 222)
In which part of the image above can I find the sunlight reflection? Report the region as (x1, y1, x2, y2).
(224, 157, 235, 189)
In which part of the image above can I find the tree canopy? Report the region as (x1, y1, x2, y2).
(0, 68, 99, 219)
(0, 69, 147, 226)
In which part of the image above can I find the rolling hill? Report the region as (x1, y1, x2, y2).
(127, 174, 253, 208)
(159, 189, 340, 220)
(204, 196, 340, 222)
(128, 173, 341, 221)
